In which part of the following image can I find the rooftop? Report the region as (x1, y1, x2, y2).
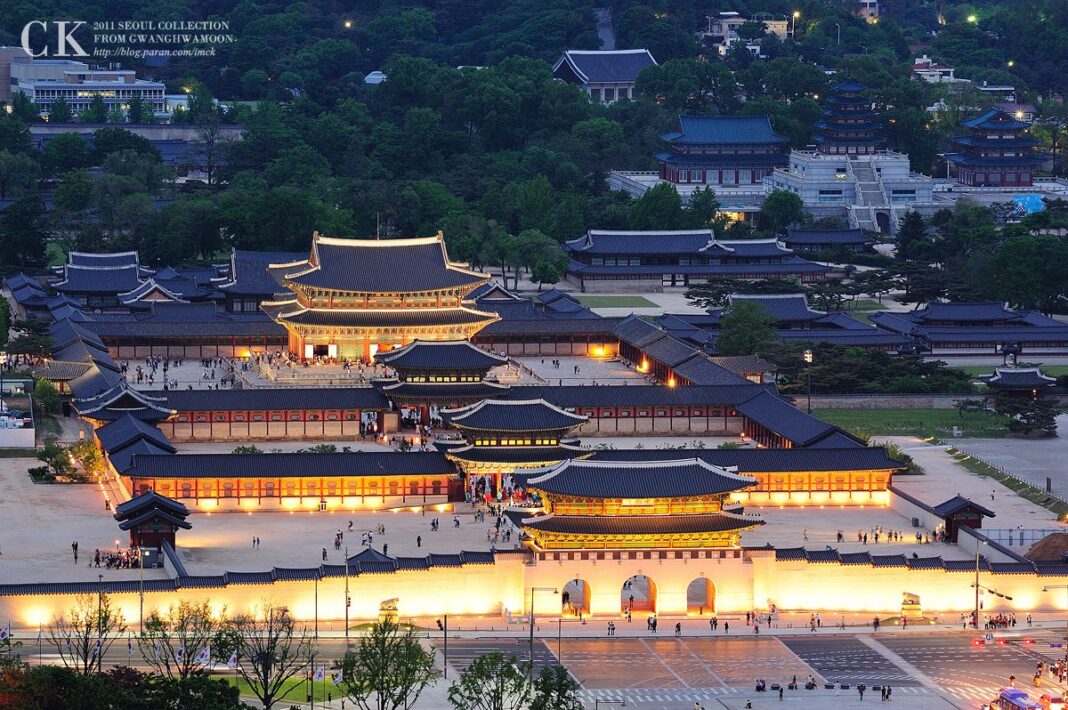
(269, 232, 488, 294)
(661, 115, 788, 145)
(375, 340, 507, 371)
(443, 398, 589, 433)
(552, 49, 657, 84)
(522, 457, 758, 499)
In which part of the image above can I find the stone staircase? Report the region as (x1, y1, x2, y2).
(847, 157, 898, 233)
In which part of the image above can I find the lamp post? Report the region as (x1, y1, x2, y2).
(1042, 585, 1068, 668)
(138, 545, 144, 631)
(528, 587, 558, 679)
(790, 10, 801, 38)
(803, 349, 814, 414)
(834, 22, 841, 45)
(97, 573, 103, 673)
(344, 546, 350, 641)
(314, 575, 319, 639)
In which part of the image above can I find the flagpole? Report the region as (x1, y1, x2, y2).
(37, 624, 42, 666)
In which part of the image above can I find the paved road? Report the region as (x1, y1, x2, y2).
(23, 629, 1068, 709)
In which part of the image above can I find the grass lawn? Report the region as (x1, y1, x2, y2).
(573, 295, 658, 308)
(955, 364, 1068, 378)
(848, 298, 890, 312)
(224, 675, 334, 703)
(813, 408, 1011, 438)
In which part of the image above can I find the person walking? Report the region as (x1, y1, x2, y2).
(675, 622, 681, 637)
(322, 548, 327, 561)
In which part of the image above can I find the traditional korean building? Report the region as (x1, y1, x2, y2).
(814, 81, 883, 156)
(375, 340, 511, 413)
(262, 232, 500, 361)
(980, 367, 1057, 397)
(120, 451, 458, 511)
(512, 458, 764, 551)
(113, 491, 191, 548)
(439, 399, 591, 485)
(782, 228, 872, 254)
(871, 302, 1068, 357)
(655, 115, 789, 187)
(948, 108, 1046, 187)
(564, 229, 831, 290)
(551, 49, 657, 104)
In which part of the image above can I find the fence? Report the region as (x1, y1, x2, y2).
(981, 529, 1065, 548)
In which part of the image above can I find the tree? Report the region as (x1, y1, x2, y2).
(447, 652, 531, 710)
(757, 189, 804, 234)
(32, 378, 61, 415)
(986, 235, 1068, 314)
(0, 114, 32, 154)
(629, 183, 684, 230)
(189, 119, 230, 189)
(138, 601, 224, 679)
(530, 664, 582, 710)
(47, 592, 128, 675)
(49, 97, 74, 123)
(82, 94, 109, 124)
(43, 133, 92, 175)
(716, 301, 779, 356)
(994, 393, 1058, 437)
(126, 94, 147, 124)
(894, 210, 929, 263)
(685, 280, 735, 309)
(1, 195, 49, 266)
(67, 439, 106, 479)
(0, 150, 39, 199)
(221, 602, 313, 710)
(33, 440, 78, 481)
(334, 617, 437, 710)
(685, 187, 721, 229)
(10, 93, 40, 123)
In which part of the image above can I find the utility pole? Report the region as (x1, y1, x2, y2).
(97, 573, 103, 673)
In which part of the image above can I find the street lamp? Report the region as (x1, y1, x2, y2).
(803, 349, 814, 414)
(791, 10, 801, 38)
(1043, 586, 1068, 668)
(834, 22, 841, 45)
(966, 14, 978, 23)
(528, 587, 558, 678)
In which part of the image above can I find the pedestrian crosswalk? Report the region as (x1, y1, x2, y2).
(579, 685, 941, 703)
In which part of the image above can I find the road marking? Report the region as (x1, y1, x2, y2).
(675, 638, 728, 688)
(639, 638, 692, 689)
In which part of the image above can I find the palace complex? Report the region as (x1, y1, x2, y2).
(3, 236, 1067, 629)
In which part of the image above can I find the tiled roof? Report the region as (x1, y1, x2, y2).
(707, 355, 774, 375)
(217, 249, 304, 296)
(164, 387, 390, 412)
(784, 228, 869, 245)
(962, 108, 1031, 131)
(263, 304, 498, 329)
(377, 381, 511, 400)
(728, 294, 825, 322)
(443, 399, 588, 433)
(613, 315, 668, 348)
(931, 495, 996, 519)
(980, 368, 1056, 388)
(30, 360, 93, 381)
(118, 279, 188, 305)
(524, 457, 757, 498)
(123, 451, 456, 479)
(913, 302, 1022, 323)
(272, 234, 488, 293)
(672, 353, 749, 386)
(96, 413, 176, 453)
(376, 340, 506, 370)
(114, 489, 189, 519)
(107, 438, 176, 474)
(116, 507, 192, 531)
(54, 264, 142, 294)
(736, 390, 863, 448)
(443, 444, 588, 464)
(553, 49, 657, 84)
(636, 333, 697, 368)
(566, 229, 713, 256)
(587, 446, 904, 473)
(504, 383, 771, 408)
(67, 251, 140, 268)
(661, 115, 788, 145)
(520, 512, 763, 535)
(478, 316, 620, 337)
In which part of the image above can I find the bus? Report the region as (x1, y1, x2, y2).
(998, 689, 1042, 710)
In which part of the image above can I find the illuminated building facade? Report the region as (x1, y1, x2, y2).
(514, 458, 765, 552)
(375, 340, 510, 414)
(439, 399, 592, 484)
(262, 232, 500, 361)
